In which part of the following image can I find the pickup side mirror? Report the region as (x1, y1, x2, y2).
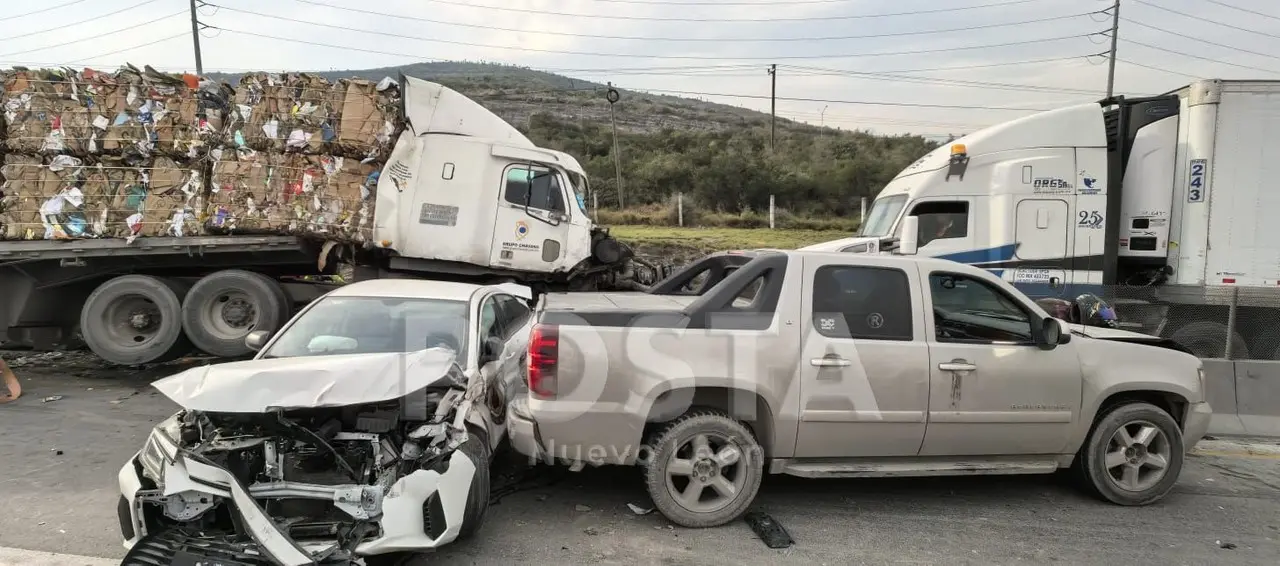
(1035, 318, 1070, 350)
(479, 336, 505, 365)
(245, 330, 272, 352)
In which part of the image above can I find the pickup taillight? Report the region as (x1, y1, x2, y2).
(527, 323, 558, 399)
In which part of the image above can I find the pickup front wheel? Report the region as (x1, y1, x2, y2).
(643, 409, 764, 528)
(1078, 402, 1184, 506)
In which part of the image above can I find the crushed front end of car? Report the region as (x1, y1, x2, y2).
(117, 348, 489, 565)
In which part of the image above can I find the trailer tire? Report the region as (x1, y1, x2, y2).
(81, 275, 190, 366)
(1166, 321, 1248, 359)
(181, 270, 290, 358)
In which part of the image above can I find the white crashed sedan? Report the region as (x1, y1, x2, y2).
(116, 279, 534, 565)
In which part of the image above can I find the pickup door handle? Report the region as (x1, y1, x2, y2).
(810, 357, 852, 367)
(938, 361, 977, 372)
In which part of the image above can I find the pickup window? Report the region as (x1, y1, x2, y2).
(812, 265, 913, 341)
(929, 273, 1034, 344)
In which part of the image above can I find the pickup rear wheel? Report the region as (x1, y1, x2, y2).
(1078, 402, 1184, 506)
(643, 409, 763, 528)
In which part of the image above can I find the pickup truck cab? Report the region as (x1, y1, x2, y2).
(508, 247, 1212, 529)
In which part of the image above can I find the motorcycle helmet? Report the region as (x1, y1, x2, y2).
(1073, 293, 1119, 328)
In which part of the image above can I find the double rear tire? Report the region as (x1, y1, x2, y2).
(81, 270, 291, 365)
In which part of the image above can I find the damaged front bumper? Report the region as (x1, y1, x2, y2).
(118, 419, 478, 565)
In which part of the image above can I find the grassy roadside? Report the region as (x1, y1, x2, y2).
(611, 225, 851, 263)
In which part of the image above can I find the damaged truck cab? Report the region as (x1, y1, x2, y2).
(356, 77, 641, 293)
(116, 278, 534, 565)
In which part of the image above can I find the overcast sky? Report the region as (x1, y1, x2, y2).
(3, 0, 1279, 137)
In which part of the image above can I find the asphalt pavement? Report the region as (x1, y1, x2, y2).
(1, 356, 1278, 566)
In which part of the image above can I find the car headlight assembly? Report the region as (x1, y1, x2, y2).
(138, 415, 182, 486)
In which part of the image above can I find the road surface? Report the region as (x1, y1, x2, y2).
(1, 356, 1277, 565)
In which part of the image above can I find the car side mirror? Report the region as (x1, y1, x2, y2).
(245, 330, 272, 352)
(479, 336, 505, 365)
(1036, 317, 1069, 350)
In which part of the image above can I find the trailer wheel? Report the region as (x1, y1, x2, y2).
(81, 275, 190, 366)
(1166, 321, 1248, 359)
(181, 270, 290, 358)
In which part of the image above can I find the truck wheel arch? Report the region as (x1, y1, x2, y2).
(641, 386, 776, 459)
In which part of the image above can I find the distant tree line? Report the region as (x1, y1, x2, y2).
(517, 112, 939, 222)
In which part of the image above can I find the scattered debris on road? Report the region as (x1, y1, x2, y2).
(627, 503, 655, 515)
(1218, 540, 1238, 550)
(744, 510, 794, 549)
(41, 395, 62, 403)
(575, 504, 592, 512)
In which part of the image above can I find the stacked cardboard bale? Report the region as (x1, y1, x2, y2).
(0, 65, 228, 241)
(209, 73, 400, 244)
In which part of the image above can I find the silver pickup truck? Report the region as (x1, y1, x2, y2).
(507, 249, 1211, 528)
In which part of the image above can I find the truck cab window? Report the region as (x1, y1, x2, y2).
(911, 201, 969, 246)
(929, 273, 1032, 343)
(504, 166, 566, 212)
(811, 266, 913, 341)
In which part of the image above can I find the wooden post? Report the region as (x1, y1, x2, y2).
(678, 193, 684, 227)
(769, 195, 776, 229)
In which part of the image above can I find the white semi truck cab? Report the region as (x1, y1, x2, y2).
(360, 77, 645, 290)
(805, 79, 1280, 360)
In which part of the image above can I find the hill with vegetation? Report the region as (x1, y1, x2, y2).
(207, 62, 943, 229)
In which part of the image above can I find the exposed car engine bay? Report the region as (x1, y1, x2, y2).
(120, 351, 490, 566)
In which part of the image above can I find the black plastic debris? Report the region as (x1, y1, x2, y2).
(744, 510, 793, 549)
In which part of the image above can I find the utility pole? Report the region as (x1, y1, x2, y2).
(606, 83, 623, 208)
(1106, 0, 1119, 97)
(768, 64, 777, 151)
(189, 0, 204, 75)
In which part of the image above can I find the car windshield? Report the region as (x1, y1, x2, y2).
(858, 195, 908, 238)
(260, 296, 470, 361)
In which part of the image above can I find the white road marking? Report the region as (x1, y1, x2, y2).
(0, 546, 118, 566)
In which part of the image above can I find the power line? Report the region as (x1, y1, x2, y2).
(1115, 58, 1200, 79)
(0, 0, 90, 22)
(615, 86, 1053, 111)
(1129, 0, 1279, 40)
(1121, 38, 1280, 75)
(533, 0, 1014, 5)
(1122, 17, 1280, 62)
(211, 20, 1104, 61)
(1203, 0, 1280, 22)
(299, 0, 1055, 23)
(0, 10, 187, 59)
(534, 56, 1092, 74)
(0, 33, 190, 69)
(0, 0, 162, 42)
(780, 63, 1110, 96)
(265, 1, 1099, 43)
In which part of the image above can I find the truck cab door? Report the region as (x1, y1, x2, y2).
(794, 255, 930, 458)
(490, 164, 576, 273)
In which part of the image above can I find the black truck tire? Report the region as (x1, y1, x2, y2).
(81, 275, 190, 366)
(1166, 321, 1248, 359)
(181, 270, 290, 357)
(643, 408, 764, 528)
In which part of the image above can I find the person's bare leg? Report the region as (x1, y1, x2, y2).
(0, 356, 20, 403)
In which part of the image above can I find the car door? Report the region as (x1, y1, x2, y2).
(918, 268, 1082, 457)
(794, 256, 931, 458)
